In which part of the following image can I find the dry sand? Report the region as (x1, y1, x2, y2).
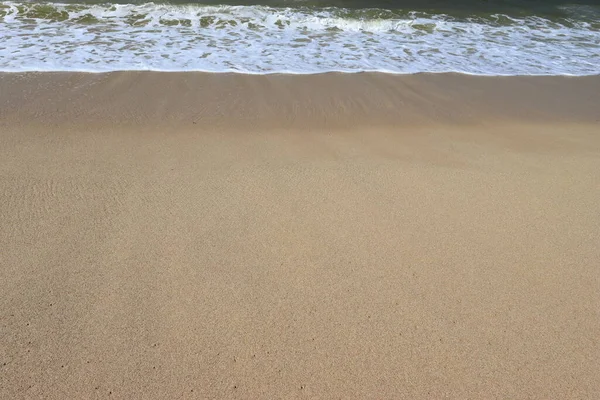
(1, 72, 599, 399)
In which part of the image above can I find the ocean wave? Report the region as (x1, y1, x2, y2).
(1, 2, 599, 74)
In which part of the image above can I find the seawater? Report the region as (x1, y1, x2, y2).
(1, 0, 599, 74)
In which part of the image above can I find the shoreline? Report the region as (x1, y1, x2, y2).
(2, 70, 600, 76)
(2, 72, 600, 131)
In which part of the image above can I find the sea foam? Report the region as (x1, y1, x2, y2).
(1, 2, 599, 75)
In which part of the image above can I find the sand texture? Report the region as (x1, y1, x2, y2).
(1, 72, 599, 399)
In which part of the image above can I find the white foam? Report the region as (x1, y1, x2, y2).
(0, 2, 599, 75)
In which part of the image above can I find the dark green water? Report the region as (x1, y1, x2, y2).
(47, 0, 600, 18)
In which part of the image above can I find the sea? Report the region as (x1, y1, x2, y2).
(1, 0, 599, 74)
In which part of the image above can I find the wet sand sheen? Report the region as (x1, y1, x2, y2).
(1, 72, 599, 399)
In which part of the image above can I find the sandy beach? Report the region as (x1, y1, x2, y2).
(1, 72, 599, 399)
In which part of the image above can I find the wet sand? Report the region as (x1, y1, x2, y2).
(1, 72, 599, 399)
